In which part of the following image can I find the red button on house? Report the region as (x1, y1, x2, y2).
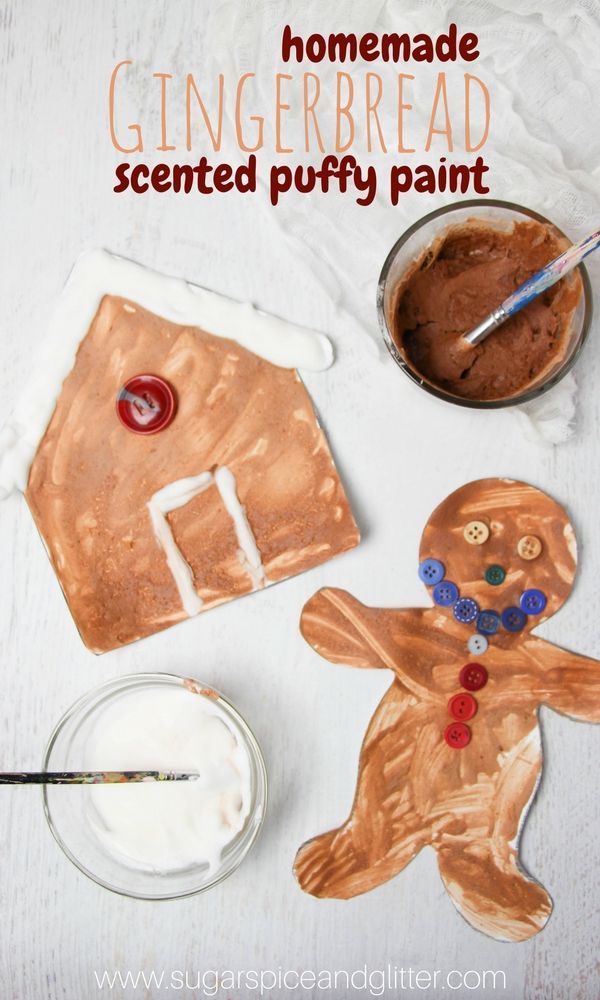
(117, 374, 176, 434)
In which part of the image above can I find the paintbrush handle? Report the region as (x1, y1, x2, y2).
(0, 770, 199, 784)
(502, 228, 600, 317)
(464, 228, 600, 346)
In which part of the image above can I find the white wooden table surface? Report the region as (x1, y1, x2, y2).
(1, 2, 599, 998)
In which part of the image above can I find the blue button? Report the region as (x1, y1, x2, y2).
(477, 610, 501, 635)
(418, 559, 445, 585)
(501, 606, 527, 632)
(433, 580, 459, 606)
(453, 597, 479, 624)
(519, 589, 547, 615)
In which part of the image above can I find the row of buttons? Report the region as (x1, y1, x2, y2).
(444, 663, 488, 748)
(420, 546, 540, 748)
(419, 559, 547, 634)
(463, 522, 543, 561)
(454, 593, 546, 633)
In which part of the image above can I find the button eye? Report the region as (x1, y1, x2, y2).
(517, 535, 542, 560)
(463, 520, 490, 545)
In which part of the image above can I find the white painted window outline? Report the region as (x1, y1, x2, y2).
(147, 466, 266, 616)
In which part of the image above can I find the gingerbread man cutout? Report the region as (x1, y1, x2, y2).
(294, 478, 600, 942)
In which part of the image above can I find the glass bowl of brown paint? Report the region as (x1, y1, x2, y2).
(377, 199, 592, 408)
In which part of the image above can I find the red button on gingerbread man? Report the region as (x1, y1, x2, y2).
(294, 478, 600, 942)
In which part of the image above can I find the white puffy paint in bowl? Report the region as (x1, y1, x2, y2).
(43, 674, 267, 899)
(85, 685, 252, 873)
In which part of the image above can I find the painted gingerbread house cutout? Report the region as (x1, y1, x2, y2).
(1, 251, 359, 652)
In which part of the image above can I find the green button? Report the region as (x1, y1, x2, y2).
(485, 564, 506, 586)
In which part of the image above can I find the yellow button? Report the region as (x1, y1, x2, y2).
(463, 520, 489, 545)
(518, 534, 542, 560)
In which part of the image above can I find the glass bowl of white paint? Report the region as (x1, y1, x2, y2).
(42, 673, 267, 899)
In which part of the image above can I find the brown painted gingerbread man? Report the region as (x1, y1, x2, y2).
(294, 478, 600, 941)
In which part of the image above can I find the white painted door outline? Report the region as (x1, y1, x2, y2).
(147, 466, 267, 616)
